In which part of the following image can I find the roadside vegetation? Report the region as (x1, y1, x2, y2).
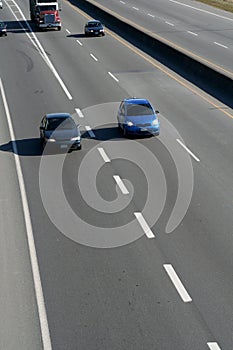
(196, 0, 233, 12)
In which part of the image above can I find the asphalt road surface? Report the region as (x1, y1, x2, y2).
(0, 0, 233, 349)
(86, 0, 233, 77)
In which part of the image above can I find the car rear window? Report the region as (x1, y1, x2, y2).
(126, 103, 154, 116)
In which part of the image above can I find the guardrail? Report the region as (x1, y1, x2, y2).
(69, 0, 233, 108)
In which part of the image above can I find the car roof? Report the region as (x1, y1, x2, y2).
(45, 113, 71, 119)
(87, 20, 101, 24)
(123, 98, 150, 105)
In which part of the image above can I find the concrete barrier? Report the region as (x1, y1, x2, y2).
(69, 0, 233, 108)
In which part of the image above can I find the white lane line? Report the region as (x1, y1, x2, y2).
(134, 213, 155, 238)
(113, 175, 129, 194)
(90, 53, 98, 61)
(0, 78, 52, 349)
(165, 21, 174, 26)
(5, 0, 72, 100)
(163, 264, 192, 303)
(169, 0, 233, 21)
(97, 147, 111, 163)
(214, 42, 228, 49)
(120, 0, 125, 3)
(148, 13, 155, 18)
(85, 126, 96, 138)
(187, 31, 198, 36)
(207, 343, 222, 350)
(176, 139, 200, 162)
(65, 28, 71, 34)
(108, 72, 119, 82)
(76, 39, 83, 46)
(132, 6, 139, 10)
(75, 108, 84, 118)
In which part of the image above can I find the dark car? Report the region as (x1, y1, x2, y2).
(40, 113, 81, 152)
(0, 21, 7, 36)
(117, 98, 160, 137)
(84, 20, 105, 36)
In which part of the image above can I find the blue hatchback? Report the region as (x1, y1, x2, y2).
(117, 98, 160, 137)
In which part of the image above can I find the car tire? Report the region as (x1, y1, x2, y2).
(58, 26, 61, 31)
(76, 145, 82, 150)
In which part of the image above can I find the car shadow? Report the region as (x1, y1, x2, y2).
(67, 33, 92, 38)
(0, 138, 43, 156)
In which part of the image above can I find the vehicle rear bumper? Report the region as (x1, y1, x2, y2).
(39, 23, 61, 28)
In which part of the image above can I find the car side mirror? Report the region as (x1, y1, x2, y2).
(40, 126, 44, 130)
(155, 110, 159, 114)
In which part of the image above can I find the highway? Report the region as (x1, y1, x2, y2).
(86, 0, 233, 77)
(0, 0, 233, 349)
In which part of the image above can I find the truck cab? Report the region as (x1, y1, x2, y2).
(36, 9, 61, 30)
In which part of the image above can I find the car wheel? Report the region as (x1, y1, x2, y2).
(76, 144, 82, 150)
(58, 26, 61, 31)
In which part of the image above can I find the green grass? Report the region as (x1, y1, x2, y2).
(196, 0, 233, 12)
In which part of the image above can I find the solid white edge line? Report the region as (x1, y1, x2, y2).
(85, 126, 96, 138)
(214, 42, 228, 49)
(113, 175, 129, 194)
(108, 72, 119, 82)
(0, 78, 52, 349)
(65, 28, 71, 34)
(5, 0, 73, 100)
(97, 147, 111, 163)
(90, 53, 98, 61)
(75, 108, 84, 118)
(176, 139, 200, 162)
(165, 21, 174, 26)
(134, 212, 155, 238)
(207, 342, 222, 350)
(163, 264, 192, 302)
(187, 31, 198, 36)
(76, 39, 83, 46)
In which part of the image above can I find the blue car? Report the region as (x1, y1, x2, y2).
(117, 98, 160, 137)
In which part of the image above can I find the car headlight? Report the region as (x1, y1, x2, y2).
(152, 119, 159, 126)
(71, 136, 81, 141)
(126, 121, 134, 126)
(47, 138, 56, 142)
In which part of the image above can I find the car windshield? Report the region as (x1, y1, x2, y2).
(37, 5, 56, 11)
(87, 22, 101, 27)
(0, 22, 5, 28)
(126, 103, 154, 116)
(47, 118, 76, 130)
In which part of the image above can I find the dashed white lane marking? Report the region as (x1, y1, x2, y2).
(134, 213, 155, 238)
(76, 39, 83, 46)
(148, 13, 155, 18)
(120, 0, 125, 3)
(0, 78, 52, 349)
(65, 28, 71, 34)
(132, 6, 139, 10)
(113, 175, 129, 194)
(207, 342, 222, 350)
(169, 0, 233, 21)
(98, 147, 111, 163)
(5, 0, 73, 100)
(165, 21, 174, 26)
(163, 264, 192, 303)
(108, 72, 119, 82)
(85, 126, 96, 138)
(187, 31, 198, 36)
(214, 42, 228, 49)
(176, 139, 200, 162)
(75, 108, 84, 118)
(90, 53, 98, 61)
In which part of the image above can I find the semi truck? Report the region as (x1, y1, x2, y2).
(29, 0, 61, 21)
(36, 10, 61, 30)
